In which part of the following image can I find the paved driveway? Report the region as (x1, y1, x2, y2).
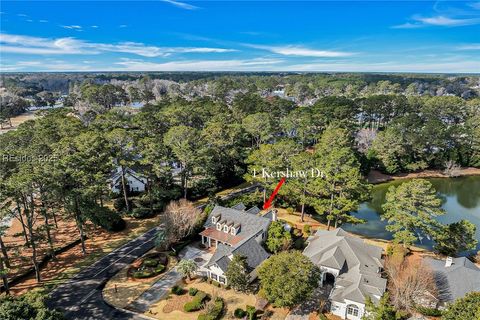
(128, 245, 212, 313)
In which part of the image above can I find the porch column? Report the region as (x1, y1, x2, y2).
(208, 237, 211, 247)
(201, 235, 205, 245)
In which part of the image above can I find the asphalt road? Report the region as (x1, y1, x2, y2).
(47, 226, 161, 320)
(46, 184, 261, 320)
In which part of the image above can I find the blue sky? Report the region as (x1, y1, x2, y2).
(0, 1, 479, 73)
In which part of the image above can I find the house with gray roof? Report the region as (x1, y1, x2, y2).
(303, 228, 386, 320)
(199, 204, 274, 285)
(424, 256, 480, 308)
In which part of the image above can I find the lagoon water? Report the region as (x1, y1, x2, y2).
(343, 176, 480, 252)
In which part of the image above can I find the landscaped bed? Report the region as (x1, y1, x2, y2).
(129, 252, 168, 279)
(146, 279, 261, 320)
(103, 249, 177, 309)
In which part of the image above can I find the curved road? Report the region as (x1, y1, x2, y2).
(47, 227, 161, 320)
(47, 184, 261, 320)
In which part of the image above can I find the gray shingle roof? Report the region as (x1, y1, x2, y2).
(246, 206, 261, 215)
(206, 238, 270, 272)
(303, 228, 386, 305)
(425, 257, 480, 302)
(231, 203, 247, 211)
(204, 205, 271, 273)
(203, 205, 271, 241)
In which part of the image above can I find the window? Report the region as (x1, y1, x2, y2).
(216, 223, 222, 230)
(219, 276, 226, 284)
(211, 274, 218, 281)
(230, 227, 236, 235)
(347, 305, 359, 317)
(223, 225, 229, 233)
(212, 216, 217, 223)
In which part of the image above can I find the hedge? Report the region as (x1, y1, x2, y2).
(415, 305, 442, 317)
(133, 270, 153, 278)
(184, 291, 208, 312)
(143, 258, 158, 267)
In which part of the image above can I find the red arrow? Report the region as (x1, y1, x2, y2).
(263, 177, 286, 210)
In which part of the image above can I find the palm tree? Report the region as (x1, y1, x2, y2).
(177, 259, 197, 281)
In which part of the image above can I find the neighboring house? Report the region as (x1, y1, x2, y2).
(424, 256, 480, 309)
(303, 228, 387, 320)
(200, 204, 274, 285)
(109, 166, 147, 193)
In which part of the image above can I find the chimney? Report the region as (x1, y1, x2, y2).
(272, 209, 277, 222)
(445, 256, 453, 267)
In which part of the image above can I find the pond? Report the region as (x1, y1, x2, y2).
(342, 175, 480, 252)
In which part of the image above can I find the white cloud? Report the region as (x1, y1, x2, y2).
(162, 0, 198, 10)
(119, 24, 127, 28)
(468, 2, 480, 10)
(457, 43, 480, 50)
(247, 44, 354, 57)
(114, 58, 283, 71)
(416, 15, 480, 26)
(0, 33, 237, 57)
(91, 25, 99, 28)
(281, 60, 480, 73)
(392, 22, 423, 29)
(62, 25, 83, 30)
(39, 20, 48, 23)
(394, 14, 480, 29)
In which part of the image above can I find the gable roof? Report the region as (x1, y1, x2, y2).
(425, 257, 480, 302)
(206, 238, 270, 272)
(202, 205, 271, 245)
(303, 228, 386, 305)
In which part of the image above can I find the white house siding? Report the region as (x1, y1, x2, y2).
(207, 264, 227, 285)
(111, 172, 147, 193)
(331, 299, 365, 320)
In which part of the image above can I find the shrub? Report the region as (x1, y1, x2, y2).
(292, 228, 303, 237)
(113, 198, 134, 212)
(133, 270, 153, 279)
(197, 298, 224, 320)
(131, 207, 154, 219)
(154, 265, 165, 274)
(234, 308, 246, 318)
(415, 305, 442, 317)
(184, 291, 208, 312)
(293, 238, 305, 250)
(318, 313, 328, 320)
(189, 287, 199, 296)
(171, 285, 185, 295)
(246, 305, 256, 320)
(303, 224, 311, 235)
(143, 258, 158, 267)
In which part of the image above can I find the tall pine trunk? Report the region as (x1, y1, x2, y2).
(0, 235, 10, 268)
(15, 200, 29, 247)
(74, 196, 87, 255)
(26, 195, 41, 283)
(0, 257, 9, 295)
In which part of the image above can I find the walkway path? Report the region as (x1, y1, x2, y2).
(128, 245, 210, 313)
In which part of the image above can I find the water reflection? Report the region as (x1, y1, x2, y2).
(343, 176, 480, 251)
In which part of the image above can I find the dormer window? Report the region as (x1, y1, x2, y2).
(230, 227, 236, 235)
(212, 213, 221, 224)
(223, 225, 230, 233)
(216, 223, 222, 230)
